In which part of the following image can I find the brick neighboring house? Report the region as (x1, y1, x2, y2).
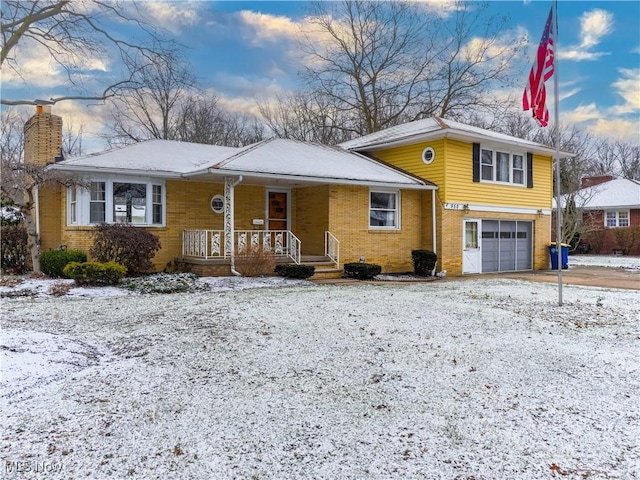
(28, 107, 563, 276)
(572, 176, 640, 255)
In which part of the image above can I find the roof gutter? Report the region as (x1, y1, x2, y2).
(185, 168, 438, 190)
(49, 164, 182, 178)
(344, 130, 575, 158)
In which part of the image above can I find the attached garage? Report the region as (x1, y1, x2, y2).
(463, 219, 533, 274)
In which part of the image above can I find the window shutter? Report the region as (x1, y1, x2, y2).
(526, 153, 534, 188)
(472, 143, 480, 182)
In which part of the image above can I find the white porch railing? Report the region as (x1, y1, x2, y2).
(325, 231, 340, 269)
(183, 230, 224, 259)
(236, 230, 301, 264)
(182, 229, 301, 264)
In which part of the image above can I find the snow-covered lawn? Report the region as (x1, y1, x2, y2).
(1, 262, 639, 479)
(569, 254, 640, 270)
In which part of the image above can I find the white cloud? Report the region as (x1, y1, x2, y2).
(579, 9, 614, 49)
(559, 9, 613, 62)
(609, 68, 640, 115)
(2, 39, 107, 89)
(559, 87, 581, 102)
(590, 118, 640, 142)
(238, 11, 303, 44)
(140, 1, 201, 33)
(561, 102, 639, 144)
(558, 50, 609, 61)
(412, 0, 466, 18)
(562, 103, 601, 124)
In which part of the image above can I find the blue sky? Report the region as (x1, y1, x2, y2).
(3, 1, 639, 151)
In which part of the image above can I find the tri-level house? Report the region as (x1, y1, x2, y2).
(28, 107, 563, 277)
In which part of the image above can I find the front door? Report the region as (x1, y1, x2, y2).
(463, 219, 482, 274)
(267, 190, 289, 231)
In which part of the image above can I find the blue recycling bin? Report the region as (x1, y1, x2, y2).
(548, 243, 569, 270)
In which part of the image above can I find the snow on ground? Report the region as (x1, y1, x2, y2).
(569, 254, 640, 270)
(1, 267, 639, 479)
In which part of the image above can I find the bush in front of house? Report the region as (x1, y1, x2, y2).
(121, 273, 211, 294)
(0, 224, 29, 274)
(235, 245, 276, 277)
(343, 262, 382, 280)
(40, 249, 87, 278)
(585, 227, 607, 254)
(411, 249, 437, 276)
(612, 226, 640, 255)
(274, 264, 315, 279)
(91, 223, 160, 275)
(63, 261, 127, 286)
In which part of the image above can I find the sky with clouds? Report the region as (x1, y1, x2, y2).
(2, 0, 639, 151)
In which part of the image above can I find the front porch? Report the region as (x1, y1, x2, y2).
(179, 229, 341, 277)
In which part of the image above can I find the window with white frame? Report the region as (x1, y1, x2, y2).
(605, 210, 629, 227)
(90, 182, 106, 223)
(67, 179, 164, 226)
(480, 147, 526, 185)
(68, 187, 77, 224)
(369, 190, 400, 229)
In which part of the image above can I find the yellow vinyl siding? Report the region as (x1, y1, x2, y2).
(372, 139, 552, 210)
(444, 140, 552, 209)
(373, 139, 447, 197)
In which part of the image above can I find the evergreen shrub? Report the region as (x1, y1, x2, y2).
(411, 249, 437, 276)
(40, 250, 87, 278)
(274, 264, 315, 279)
(63, 261, 127, 286)
(343, 262, 381, 280)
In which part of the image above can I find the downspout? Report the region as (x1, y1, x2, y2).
(431, 189, 437, 275)
(229, 176, 243, 276)
(34, 185, 40, 236)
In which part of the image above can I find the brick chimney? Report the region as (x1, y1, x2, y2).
(23, 103, 64, 253)
(581, 175, 614, 189)
(23, 103, 63, 167)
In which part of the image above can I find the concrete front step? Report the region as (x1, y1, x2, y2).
(309, 268, 343, 279)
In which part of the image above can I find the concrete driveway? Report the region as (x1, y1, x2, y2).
(497, 265, 640, 290)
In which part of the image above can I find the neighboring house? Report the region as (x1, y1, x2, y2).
(28, 107, 562, 277)
(340, 117, 566, 275)
(562, 176, 640, 255)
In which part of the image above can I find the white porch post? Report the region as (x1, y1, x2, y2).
(224, 176, 235, 258)
(224, 176, 243, 275)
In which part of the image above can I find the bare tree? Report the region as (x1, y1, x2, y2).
(592, 139, 640, 180)
(61, 120, 84, 158)
(104, 49, 197, 146)
(1, 0, 174, 106)
(298, 0, 524, 136)
(258, 91, 353, 144)
(619, 142, 640, 180)
(172, 95, 264, 147)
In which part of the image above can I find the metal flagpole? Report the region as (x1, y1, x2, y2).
(553, 0, 563, 306)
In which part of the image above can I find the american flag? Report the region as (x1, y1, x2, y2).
(523, 6, 555, 127)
